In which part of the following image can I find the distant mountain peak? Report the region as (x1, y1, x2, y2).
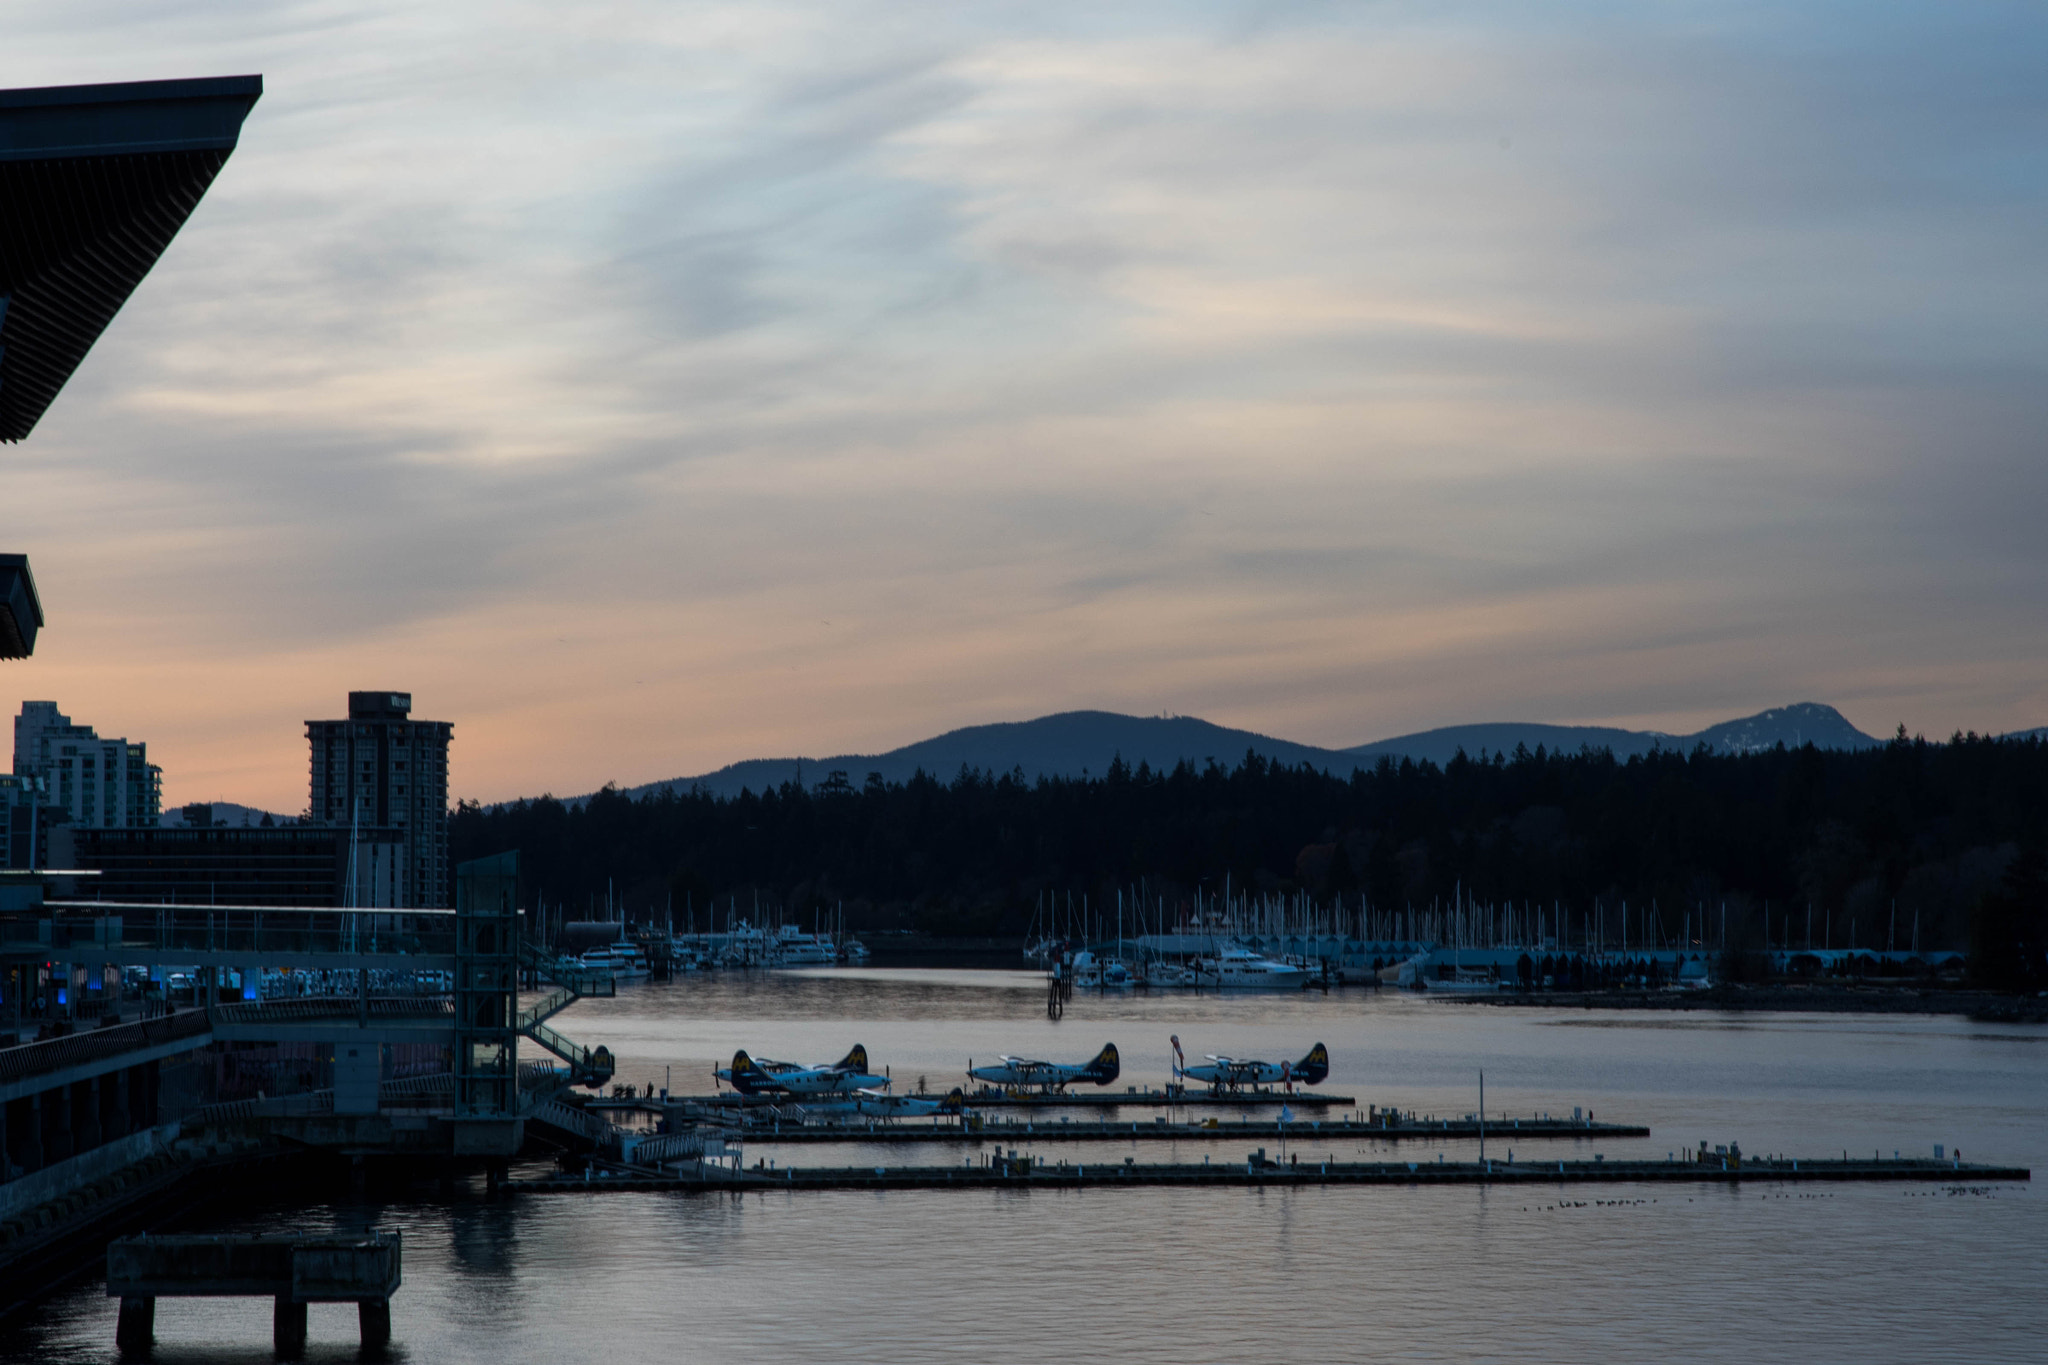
(1688, 702, 1874, 755)
(1343, 701, 1880, 766)
(538, 700, 1884, 808)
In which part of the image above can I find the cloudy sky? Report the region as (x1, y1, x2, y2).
(4, 1, 2045, 812)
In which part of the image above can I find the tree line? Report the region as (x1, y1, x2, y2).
(452, 732, 2048, 987)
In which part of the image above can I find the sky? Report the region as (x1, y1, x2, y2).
(3, 1, 2046, 813)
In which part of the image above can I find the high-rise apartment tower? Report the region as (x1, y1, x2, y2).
(12, 701, 162, 830)
(307, 691, 451, 908)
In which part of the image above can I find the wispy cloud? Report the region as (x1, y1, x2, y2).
(3, 1, 2044, 807)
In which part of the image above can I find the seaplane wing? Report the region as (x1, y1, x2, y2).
(1180, 1042, 1329, 1089)
(720, 1044, 888, 1095)
(968, 1043, 1118, 1090)
(853, 1086, 967, 1118)
(772, 1062, 890, 1095)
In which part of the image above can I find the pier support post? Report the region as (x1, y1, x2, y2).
(105, 1065, 130, 1141)
(14, 1094, 42, 1174)
(43, 1083, 73, 1163)
(75, 1078, 103, 1152)
(273, 1297, 308, 1357)
(360, 1299, 392, 1350)
(115, 1297, 154, 1356)
(486, 1159, 507, 1195)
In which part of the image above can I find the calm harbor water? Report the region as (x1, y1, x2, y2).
(7, 971, 2042, 1364)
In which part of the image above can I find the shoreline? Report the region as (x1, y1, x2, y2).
(1431, 984, 2048, 1021)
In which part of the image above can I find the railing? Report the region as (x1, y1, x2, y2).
(620, 1129, 729, 1165)
(187, 1073, 458, 1125)
(519, 1060, 567, 1091)
(0, 1009, 212, 1086)
(379, 1072, 454, 1109)
(516, 940, 616, 998)
(525, 1095, 612, 1142)
(515, 987, 577, 1032)
(509, 939, 612, 1085)
(187, 1089, 337, 1125)
(211, 997, 455, 1025)
(521, 1018, 614, 1083)
(7, 904, 458, 960)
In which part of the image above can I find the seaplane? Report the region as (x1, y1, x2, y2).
(717, 1044, 890, 1096)
(967, 1043, 1119, 1093)
(1172, 1036, 1329, 1093)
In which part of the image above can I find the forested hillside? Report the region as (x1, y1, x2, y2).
(454, 733, 2048, 977)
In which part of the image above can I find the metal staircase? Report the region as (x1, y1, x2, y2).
(514, 940, 616, 1089)
(520, 1017, 614, 1086)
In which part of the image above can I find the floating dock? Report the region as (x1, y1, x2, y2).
(634, 1087, 1359, 1113)
(514, 1154, 2028, 1195)
(720, 1114, 1648, 1146)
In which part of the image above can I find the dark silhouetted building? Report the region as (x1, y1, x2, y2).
(12, 701, 161, 830)
(63, 823, 401, 907)
(308, 692, 451, 908)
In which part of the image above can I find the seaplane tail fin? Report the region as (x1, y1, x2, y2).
(729, 1050, 771, 1092)
(835, 1043, 869, 1074)
(940, 1087, 967, 1112)
(1295, 1042, 1330, 1085)
(1086, 1042, 1120, 1085)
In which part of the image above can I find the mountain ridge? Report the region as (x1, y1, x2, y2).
(555, 701, 1887, 807)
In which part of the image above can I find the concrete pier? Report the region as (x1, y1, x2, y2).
(105, 1231, 401, 1356)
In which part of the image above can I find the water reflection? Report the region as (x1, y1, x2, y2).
(4, 975, 2042, 1364)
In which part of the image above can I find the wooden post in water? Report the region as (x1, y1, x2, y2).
(1479, 1070, 1485, 1168)
(115, 1297, 153, 1355)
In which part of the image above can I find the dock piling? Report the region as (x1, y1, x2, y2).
(360, 1299, 393, 1349)
(115, 1297, 153, 1357)
(274, 1296, 308, 1356)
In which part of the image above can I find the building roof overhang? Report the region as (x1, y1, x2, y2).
(0, 553, 41, 658)
(0, 75, 261, 442)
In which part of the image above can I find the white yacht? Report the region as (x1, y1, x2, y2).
(1142, 959, 1196, 988)
(1069, 950, 1135, 990)
(1190, 945, 1309, 990)
(769, 924, 839, 967)
(578, 939, 650, 979)
(1426, 966, 1502, 992)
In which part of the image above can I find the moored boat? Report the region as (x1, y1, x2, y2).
(1190, 945, 1309, 990)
